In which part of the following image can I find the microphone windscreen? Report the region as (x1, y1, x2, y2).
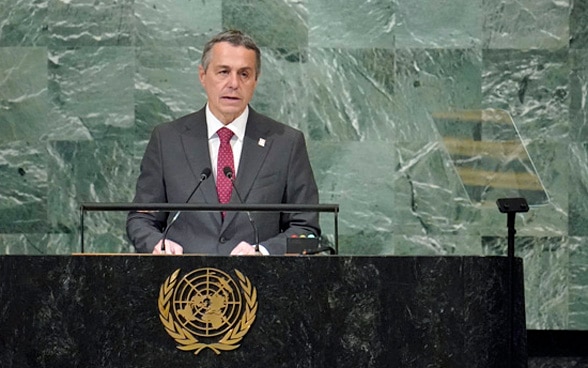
(201, 167, 212, 179)
(223, 166, 233, 179)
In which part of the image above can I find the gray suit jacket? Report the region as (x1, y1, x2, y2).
(126, 107, 320, 254)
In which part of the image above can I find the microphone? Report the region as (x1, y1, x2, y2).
(223, 166, 260, 253)
(160, 167, 211, 252)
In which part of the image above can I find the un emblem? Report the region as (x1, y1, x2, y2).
(158, 268, 258, 355)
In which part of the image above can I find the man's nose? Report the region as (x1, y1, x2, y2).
(227, 72, 239, 88)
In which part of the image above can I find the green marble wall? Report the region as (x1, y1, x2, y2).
(0, 0, 586, 330)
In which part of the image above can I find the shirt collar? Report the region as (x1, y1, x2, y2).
(205, 104, 248, 141)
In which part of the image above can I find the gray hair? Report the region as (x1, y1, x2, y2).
(201, 30, 261, 79)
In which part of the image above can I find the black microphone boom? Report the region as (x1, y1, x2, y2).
(223, 166, 260, 253)
(161, 167, 211, 252)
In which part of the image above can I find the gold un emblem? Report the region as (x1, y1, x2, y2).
(158, 268, 258, 355)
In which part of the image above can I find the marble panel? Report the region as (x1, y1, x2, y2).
(134, 0, 221, 47)
(47, 46, 135, 140)
(482, 49, 569, 142)
(569, 143, 588, 236)
(0, 141, 48, 234)
(482, 0, 570, 49)
(47, 0, 134, 47)
(336, 231, 395, 255)
(0, 47, 49, 144)
(569, 237, 588, 329)
(309, 139, 488, 255)
(394, 0, 482, 48)
(390, 234, 485, 256)
(306, 48, 405, 141)
(391, 140, 479, 236)
(223, 0, 307, 48)
(308, 0, 395, 48)
(520, 237, 570, 330)
(47, 139, 144, 253)
(569, 0, 588, 49)
(570, 49, 588, 141)
(396, 48, 482, 107)
(309, 141, 398, 246)
(0, 0, 48, 46)
(251, 48, 308, 132)
(0, 233, 76, 254)
(134, 46, 203, 139)
(529, 357, 588, 368)
(393, 48, 482, 141)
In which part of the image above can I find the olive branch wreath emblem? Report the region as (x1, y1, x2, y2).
(158, 268, 258, 355)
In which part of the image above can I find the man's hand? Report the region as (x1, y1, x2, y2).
(152, 239, 184, 255)
(230, 241, 258, 256)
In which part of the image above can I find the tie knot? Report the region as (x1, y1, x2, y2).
(217, 127, 234, 144)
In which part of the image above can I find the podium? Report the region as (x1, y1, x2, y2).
(0, 255, 526, 368)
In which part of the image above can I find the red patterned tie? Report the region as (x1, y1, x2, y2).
(216, 127, 235, 217)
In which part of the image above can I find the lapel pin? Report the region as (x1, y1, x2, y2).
(258, 138, 266, 147)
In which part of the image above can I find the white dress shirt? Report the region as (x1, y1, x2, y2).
(205, 104, 248, 182)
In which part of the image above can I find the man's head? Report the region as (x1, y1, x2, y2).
(201, 30, 261, 79)
(199, 30, 261, 125)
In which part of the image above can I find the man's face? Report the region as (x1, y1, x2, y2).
(199, 42, 259, 125)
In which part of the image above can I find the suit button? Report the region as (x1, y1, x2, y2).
(219, 236, 227, 243)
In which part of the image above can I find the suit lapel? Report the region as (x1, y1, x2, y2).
(237, 117, 271, 200)
(180, 109, 222, 226)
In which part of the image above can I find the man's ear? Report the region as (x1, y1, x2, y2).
(198, 65, 206, 85)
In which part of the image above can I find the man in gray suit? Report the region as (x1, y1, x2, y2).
(126, 30, 320, 255)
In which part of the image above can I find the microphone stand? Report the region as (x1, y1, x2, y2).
(223, 167, 261, 254)
(496, 197, 529, 368)
(161, 168, 211, 252)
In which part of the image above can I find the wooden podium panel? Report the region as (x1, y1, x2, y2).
(0, 255, 526, 368)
